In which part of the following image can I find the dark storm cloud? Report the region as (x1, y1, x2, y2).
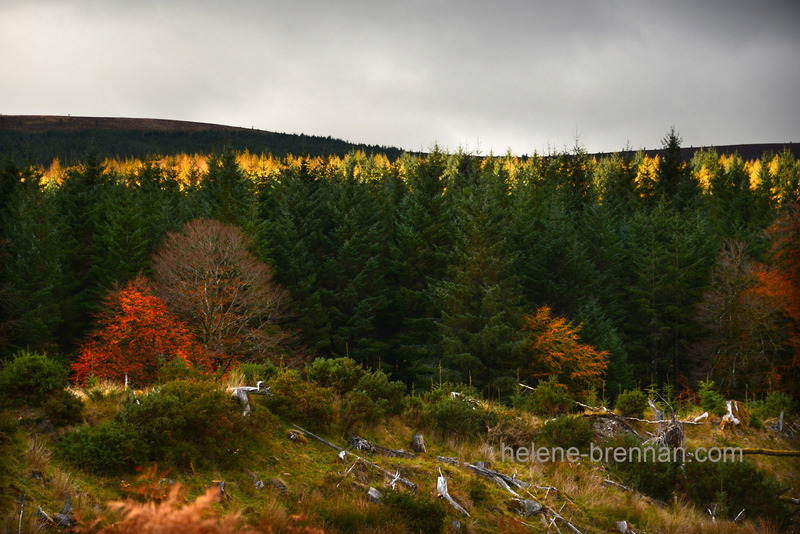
(2, 0, 798, 154)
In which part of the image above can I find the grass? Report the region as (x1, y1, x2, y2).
(1, 378, 797, 533)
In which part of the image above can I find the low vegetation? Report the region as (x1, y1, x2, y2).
(1, 352, 797, 533)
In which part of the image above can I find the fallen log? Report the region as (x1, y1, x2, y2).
(293, 425, 417, 491)
(228, 382, 272, 416)
(464, 462, 529, 497)
(740, 448, 800, 457)
(351, 436, 415, 459)
(437, 468, 470, 516)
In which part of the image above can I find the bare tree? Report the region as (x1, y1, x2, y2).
(153, 218, 290, 372)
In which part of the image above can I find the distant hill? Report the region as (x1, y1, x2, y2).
(1, 115, 797, 166)
(0, 115, 409, 165)
(592, 142, 800, 162)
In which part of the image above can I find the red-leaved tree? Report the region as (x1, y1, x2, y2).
(153, 219, 291, 373)
(72, 275, 209, 385)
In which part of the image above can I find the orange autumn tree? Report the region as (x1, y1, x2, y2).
(72, 275, 209, 385)
(520, 306, 608, 395)
(751, 203, 800, 394)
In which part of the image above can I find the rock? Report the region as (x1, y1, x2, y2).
(510, 498, 543, 517)
(270, 478, 288, 495)
(366, 487, 382, 503)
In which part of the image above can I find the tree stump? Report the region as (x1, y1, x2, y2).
(411, 434, 427, 453)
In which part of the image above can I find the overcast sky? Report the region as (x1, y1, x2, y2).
(2, 0, 799, 155)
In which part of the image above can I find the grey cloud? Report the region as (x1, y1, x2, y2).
(1, 1, 798, 153)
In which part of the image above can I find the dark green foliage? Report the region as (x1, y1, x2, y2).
(1, 169, 66, 350)
(428, 395, 498, 438)
(685, 458, 789, 524)
(114, 379, 248, 470)
(43, 389, 84, 427)
(435, 153, 523, 388)
(751, 391, 796, 423)
(156, 358, 209, 384)
(0, 350, 68, 407)
(264, 369, 335, 428)
(60, 420, 148, 476)
(614, 389, 648, 418)
(538, 415, 593, 450)
(305, 356, 366, 394)
(606, 434, 679, 502)
(352, 369, 406, 415)
(382, 490, 447, 534)
(392, 149, 455, 383)
(698, 380, 726, 416)
(0, 143, 794, 403)
(341, 368, 407, 427)
(514, 376, 573, 416)
(237, 362, 279, 384)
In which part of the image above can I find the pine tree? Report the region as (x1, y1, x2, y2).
(263, 157, 336, 354)
(2, 167, 65, 351)
(392, 149, 455, 383)
(434, 154, 523, 389)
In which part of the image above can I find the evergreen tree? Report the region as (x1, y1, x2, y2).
(434, 155, 523, 390)
(2, 168, 65, 351)
(621, 203, 717, 384)
(325, 153, 397, 367)
(263, 158, 336, 354)
(392, 149, 455, 383)
(54, 148, 108, 345)
(656, 127, 701, 209)
(197, 150, 256, 228)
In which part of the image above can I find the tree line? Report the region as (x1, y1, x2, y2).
(1, 129, 798, 400)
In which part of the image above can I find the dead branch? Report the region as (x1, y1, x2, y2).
(437, 468, 470, 516)
(464, 462, 530, 497)
(351, 436, 416, 459)
(740, 448, 800, 457)
(293, 425, 416, 491)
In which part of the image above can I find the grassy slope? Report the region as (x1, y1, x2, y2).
(1, 383, 798, 534)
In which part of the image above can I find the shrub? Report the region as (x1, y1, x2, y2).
(698, 379, 726, 416)
(60, 421, 148, 476)
(605, 434, 679, 502)
(382, 490, 446, 534)
(157, 357, 209, 383)
(237, 362, 278, 384)
(615, 389, 648, 418)
(513, 376, 573, 416)
(351, 370, 406, 415)
(539, 415, 593, 450)
(265, 369, 334, 428)
(685, 458, 789, 524)
(0, 350, 68, 407)
(429, 396, 497, 438)
(752, 391, 796, 423)
(43, 389, 84, 427)
(305, 357, 365, 394)
(115, 379, 246, 470)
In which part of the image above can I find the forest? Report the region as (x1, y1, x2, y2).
(1, 130, 800, 532)
(1, 129, 799, 401)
